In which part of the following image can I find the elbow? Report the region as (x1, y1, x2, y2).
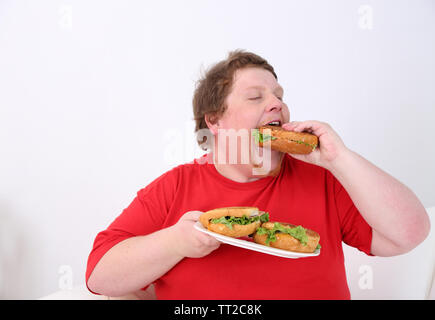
(415, 208, 431, 245)
(399, 207, 431, 254)
(87, 269, 150, 298)
(87, 272, 106, 296)
(87, 271, 121, 298)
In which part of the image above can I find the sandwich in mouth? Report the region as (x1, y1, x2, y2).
(252, 121, 318, 154)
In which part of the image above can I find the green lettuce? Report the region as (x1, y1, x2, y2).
(256, 222, 309, 246)
(252, 129, 277, 144)
(210, 212, 269, 230)
(252, 128, 317, 151)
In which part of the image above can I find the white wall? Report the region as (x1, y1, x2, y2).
(0, 0, 434, 299)
(344, 207, 435, 299)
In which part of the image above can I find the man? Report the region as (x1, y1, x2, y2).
(86, 50, 430, 299)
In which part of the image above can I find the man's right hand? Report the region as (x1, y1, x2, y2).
(169, 211, 221, 258)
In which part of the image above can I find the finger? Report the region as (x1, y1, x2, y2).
(206, 238, 221, 251)
(198, 232, 221, 246)
(206, 240, 221, 250)
(282, 121, 299, 131)
(208, 241, 221, 252)
(195, 234, 221, 252)
(292, 120, 324, 134)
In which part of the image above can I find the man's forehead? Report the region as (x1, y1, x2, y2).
(243, 85, 283, 92)
(232, 68, 282, 92)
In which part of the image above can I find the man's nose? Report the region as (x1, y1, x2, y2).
(266, 97, 284, 112)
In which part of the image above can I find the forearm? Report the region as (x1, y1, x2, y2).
(327, 149, 430, 250)
(87, 226, 182, 297)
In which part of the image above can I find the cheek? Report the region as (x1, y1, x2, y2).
(227, 105, 256, 128)
(233, 115, 254, 129)
(283, 105, 290, 122)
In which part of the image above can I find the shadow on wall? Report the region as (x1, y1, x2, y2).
(0, 200, 42, 299)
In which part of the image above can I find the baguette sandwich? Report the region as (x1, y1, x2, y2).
(253, 125, 318, 154)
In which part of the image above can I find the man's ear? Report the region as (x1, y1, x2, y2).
(204, 114, 220, 135)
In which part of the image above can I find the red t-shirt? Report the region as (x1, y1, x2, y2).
(86, 153, 373, 299)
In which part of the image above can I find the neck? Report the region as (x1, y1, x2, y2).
(211, 151, 284, 183)
(214, 162, 260, 183)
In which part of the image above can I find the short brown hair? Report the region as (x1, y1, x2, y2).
(192, 50, 277, 150)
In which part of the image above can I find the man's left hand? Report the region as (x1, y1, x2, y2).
(282, 120, 348, 170)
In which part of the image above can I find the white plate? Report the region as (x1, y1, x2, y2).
(194, 221, 320, 259)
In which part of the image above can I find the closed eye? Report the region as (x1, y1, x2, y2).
(249, 97, 261, 100)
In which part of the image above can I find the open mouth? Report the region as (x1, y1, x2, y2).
(264, 120, 281, 127)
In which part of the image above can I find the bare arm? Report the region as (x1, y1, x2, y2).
(283, 121, 430, 256)
(87, 211, 220, 297)
(327, 149, 430, 256)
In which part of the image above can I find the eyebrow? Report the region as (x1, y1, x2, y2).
(244, 85, 284, 93)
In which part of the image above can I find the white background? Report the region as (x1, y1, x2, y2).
(0, 0, 434, 299)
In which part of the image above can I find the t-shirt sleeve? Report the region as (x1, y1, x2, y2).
(332, 173, 374, 256)
(85, 167, 179, 293)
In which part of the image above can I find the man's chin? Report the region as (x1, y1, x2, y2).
(252, 151, 284, 177)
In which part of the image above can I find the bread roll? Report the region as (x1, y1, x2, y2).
(258, 126, 318, 154)
(253, 221, 320, 253)
(199, 207, 262, 238)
